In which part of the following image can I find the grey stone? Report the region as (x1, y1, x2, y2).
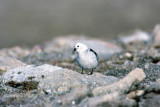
(118, 30, 151, 45)
(2, 64, 62, 82)
(51, 86, 89, 106)
(92, 68, 146, 96)
(153, 24, 160, 47)
(127, 90, 145, 99)
(44, 36, 122, 60)
(0, 56, 26, 71)
(2, 64, 118, 94)
(83, 92, 136, 107)
(139, 94, 160, 107)
(0, 46, 30, 59)
(145, 81, 160, 92)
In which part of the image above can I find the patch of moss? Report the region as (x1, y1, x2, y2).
(28, 76, 35, 80)
(41, 75, 44, 79)
(0, 69, 7, 75)
(18, 72, 22, 74)
(7, 81, 39, 91)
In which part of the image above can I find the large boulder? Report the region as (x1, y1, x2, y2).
(2, 64, 118, 94)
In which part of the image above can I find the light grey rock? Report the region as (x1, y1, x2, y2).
(43, 36, 122, 61)
(0, 56, 26, 71)
(51, 86, 89, 106)
(44, 35, 88, 52)
(127, 90, 145, 99)
(0, 46, 30, 59)
(118, 30, 151, 45)
(2, 64, 118, 94)
(92, 68, 146, 96)
(2, 64, 62, 82)
(82, 92, 136, 107)
(153, 24, 160, 47)
(80, 40, 122, 60)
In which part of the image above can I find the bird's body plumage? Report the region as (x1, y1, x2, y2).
(74, 42, 98, 74)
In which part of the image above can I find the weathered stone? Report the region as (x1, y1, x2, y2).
(88, 92, 136, 107)
(127, 90, 145, 99)
(44, 35, 88, 52)
(92, 68, 146, 96)
(153, 24, 160, 47)
(2, 64, 118, 93)
(2, 64, 62, 82)
(43, 36, 122, 61)
(51, 86, 89, 106)
(145, 81, 160, 92)
(0, 56, 26, 71)
(139, 94, 160, 107)
(118, 30, 150, 45)
(0, 46, 30, 59)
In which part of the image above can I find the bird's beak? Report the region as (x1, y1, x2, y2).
(72, 48, 76, 54)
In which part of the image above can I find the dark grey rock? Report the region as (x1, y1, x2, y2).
(145, 81, 160, 92)
(22, 47, 75, 65)
(139, 94, 160, 107)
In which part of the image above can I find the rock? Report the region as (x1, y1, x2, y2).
(92, 68, 146, 96)
(153, 24, 160, 47)
(0, 93, 50, 107)
(0, 46, 30, 59)
(44, 35, 88, 52)
(43, 36, 122, 61)
(2, 64, 62, 82)
(127, 90, 145, 99)
(22, 51, 75, 65)
(2, 64, 118, 94)
(83, 92, 136, 107)
(51, 86, 89, 106)
(0, 56, 26, 71)
(81, 40, 122, 60)
(0, 69, 7, 76)
(139, 94, 160, 107)
(145, 81, 160, 92)
(118, 30, 151, 45)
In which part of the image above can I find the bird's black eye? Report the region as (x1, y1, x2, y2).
(77, 45, 79, 47)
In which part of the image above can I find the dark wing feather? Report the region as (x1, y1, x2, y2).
(90, 48, 99, 60)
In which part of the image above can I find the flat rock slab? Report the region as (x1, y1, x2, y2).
(2, 64, 118, 94)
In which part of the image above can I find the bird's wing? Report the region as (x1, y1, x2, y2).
(90, 48, 99, 60)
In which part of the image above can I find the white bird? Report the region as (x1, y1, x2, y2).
(74, 42, 98, 75)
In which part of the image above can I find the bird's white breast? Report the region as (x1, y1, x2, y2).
(77, 51, 98, 69)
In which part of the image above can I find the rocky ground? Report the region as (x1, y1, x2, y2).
(1, 25, 160, 107)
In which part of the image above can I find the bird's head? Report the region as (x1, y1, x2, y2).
(74, 42, 88, 53)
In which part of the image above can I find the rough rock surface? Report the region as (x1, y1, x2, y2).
(2, 64, 118, 94)
(1, 28, 160, 107)
(118, 30, 151, 45)
(92, 68, 146, 96)
(0, 56, 26, 71)
(153, 24, 160, 47)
